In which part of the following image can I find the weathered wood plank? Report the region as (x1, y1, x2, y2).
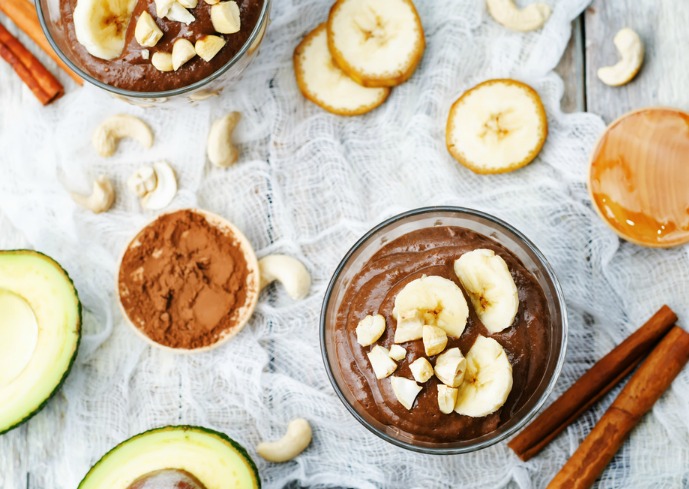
(585, 1, 689, 123)
(555, 16, 585, 113)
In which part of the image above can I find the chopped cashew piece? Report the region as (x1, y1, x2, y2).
(256, 418, 312, 463)
(438, 385, 459, 414)
(207, 112, 241, 167)
(127, 162, 178, 210)
(151, 52, 174, 72)
(211, 1, 241, 34)
(422, 325, 448, 356)
(390, 376, 422, 410)
(92, 114, 153, 157)
(434, 347, 467, 388)
(155, 0, 175, 17)
(172, 38, 196, 70)
(195, 35, 227, 62)
(393, 310, 423, 343)
(166, 2, 195, 24)
(597, 28, 644, 87)
(356, 314, 386, 347)
(259, 254, 311, 300)
(205, 0, 220, 4)
(388, 344, 407, 361)
(135, 11, 163, 48)
(486, 0, 551, 32)
(409, 357, 434, 383)
(71, 176, 115, 213)
(178, 0, 198, 8)
(367, 345, 397, 379)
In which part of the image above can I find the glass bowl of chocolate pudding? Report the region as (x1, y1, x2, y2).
(36, 0, 271, 104)
(320, 206, 567, 454)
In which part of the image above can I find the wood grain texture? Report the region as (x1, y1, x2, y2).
(585, 0, 689, 123)
(554, 17, 585, 113)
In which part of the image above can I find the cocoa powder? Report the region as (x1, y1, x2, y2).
(118, 210, 253, 349)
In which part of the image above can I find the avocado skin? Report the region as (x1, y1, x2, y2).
(0, 250, 82, 436)
(78, 425, 261, 488)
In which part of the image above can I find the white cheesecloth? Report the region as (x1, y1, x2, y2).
(1, 0, 688, 487)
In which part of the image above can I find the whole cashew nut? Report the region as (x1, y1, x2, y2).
(71, 176, 115, 213)
(486, 0, 551, 32)
(597, 28, 644, 87)
(207, 112, 241, 168)
(256, 418, 312, 463)
(92, 114, 154, 157)
(258, 254, 311, 300)
(127, 162, 178, 210)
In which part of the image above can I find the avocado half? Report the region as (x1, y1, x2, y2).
(79, 426, 261, 489)
(0, 250, 81, 435)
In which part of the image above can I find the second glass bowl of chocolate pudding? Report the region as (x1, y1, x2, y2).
(321, 207, 567, 453)
(36, 0, 271, 102)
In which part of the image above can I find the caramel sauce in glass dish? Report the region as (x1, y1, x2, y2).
(589, 107, 689, 248)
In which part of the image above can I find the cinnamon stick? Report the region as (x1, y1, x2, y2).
(547, 325, 689, 489)
(0, 0, 82, 85)
(508, 305, 677, 461)
(0, 22, 63, 105)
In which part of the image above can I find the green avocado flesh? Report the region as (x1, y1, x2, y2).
(79, 426, 261, 489)
(0, 250, 81, 435)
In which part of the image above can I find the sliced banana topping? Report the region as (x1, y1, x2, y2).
(73, 0, 137, 60)
(92, 114, 153, 157)
(293, 24, 390, 116)
(393, 310, 423, 343)
(135, 11, 163, 48)
(409, 357, 433, 383)
(393, 275, 469, 339)
(211, 1, 241, 34)
(151, 52, 174, 72)
(454, 249, 519, 334)
(433, 347, 466, 388)
(390, 376, 422, 410)
(454, 335, 513, 417)
(196, 35, 227, 62)
(356, 314, 386, 347)
(367, 345, 397, 379)
(446, 79, 548, 174)
(172, 38, 197, 70)
(422, 325, 448, 356)
(388, 344, 406, 361)
(327, 0, 425, 87)
(437, 385, 458, 414)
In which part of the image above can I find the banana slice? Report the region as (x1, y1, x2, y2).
(446, 79, 548, 174)
(454, 249, 519, 334)
(73, 0, 137, 60)
(454, 335, 512, 417)
(392, 275, 468, 339)
(293, 24, 390, 116)
(390, 376, 422, 410)
(327, 0, 425, 87)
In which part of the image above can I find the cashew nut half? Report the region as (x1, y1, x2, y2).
(71, 176, 115, 213)
(597, 28, 644, 87)
(258, 255, 311, 300)
(93, 114, 154, 157)
(256, 418, 312, 463)
(127, 161, 178, 210)
(486, 0, 551, 32)
(207, 112, 240, 168)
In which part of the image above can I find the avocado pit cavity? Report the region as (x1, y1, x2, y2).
(126, 469, 207, 489)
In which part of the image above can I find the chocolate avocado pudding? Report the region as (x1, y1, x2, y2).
(60, 0, 264, 92)
(334, 226, 550, 443)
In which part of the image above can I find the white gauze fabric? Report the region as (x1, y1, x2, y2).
(1, 0, 688, 487)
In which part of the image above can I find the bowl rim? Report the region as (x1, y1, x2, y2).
(319, 205, 569, 454)
(586, 106, 689, 249)
(116, 208, 260, 353)
(35, 0, 272, 99)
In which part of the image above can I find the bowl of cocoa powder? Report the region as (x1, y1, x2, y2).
(117, 208, 260, 352)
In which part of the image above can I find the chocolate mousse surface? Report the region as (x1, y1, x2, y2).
(334, 226, 551, 442)
(59, 0, 263, 91)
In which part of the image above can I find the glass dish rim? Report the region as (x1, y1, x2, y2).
(319, 205, 569, 455)
(34, 0, 271, 99)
